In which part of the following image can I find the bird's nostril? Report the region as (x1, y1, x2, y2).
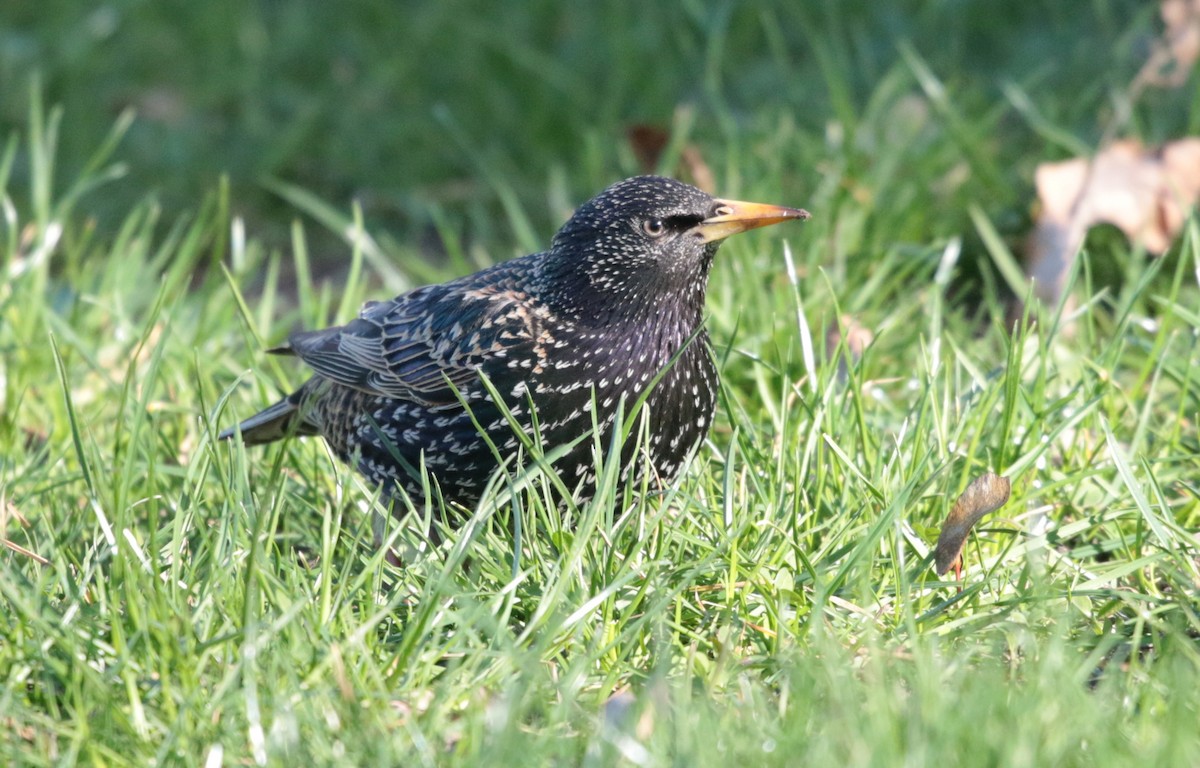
(715, 205, 734, 217)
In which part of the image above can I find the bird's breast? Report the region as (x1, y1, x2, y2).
(517, 317, 717, 475)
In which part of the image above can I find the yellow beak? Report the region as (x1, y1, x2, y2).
(695, 198, 811, 243)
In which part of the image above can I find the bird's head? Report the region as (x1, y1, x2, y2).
(543, 176, 809, 321)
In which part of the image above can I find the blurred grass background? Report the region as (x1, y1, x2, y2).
(4, 2, 1200, 764)
(2, 0, 1185, 264)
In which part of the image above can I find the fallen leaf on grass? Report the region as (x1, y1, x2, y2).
(934, 472, 1011, 577)
(1143, 0, 1200, 87)
(1026, 138, 1200, 305)
(626, 122, 716, 193)
(1024, 1, 1200, 306)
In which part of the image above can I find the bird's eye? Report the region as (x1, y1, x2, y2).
(642, 218, 667, 238)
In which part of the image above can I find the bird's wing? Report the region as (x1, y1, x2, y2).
(284, 278, 558, 407)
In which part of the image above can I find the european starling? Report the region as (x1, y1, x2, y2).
(220, 176, 808, 508)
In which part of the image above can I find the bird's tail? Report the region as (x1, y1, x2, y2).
(218, 396, 319, 446)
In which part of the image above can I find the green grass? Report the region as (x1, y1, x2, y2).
(4, 4, 1200, 765)
(0, 1, 1178, 251)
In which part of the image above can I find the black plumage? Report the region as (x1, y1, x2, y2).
(220, 176, 808, 508)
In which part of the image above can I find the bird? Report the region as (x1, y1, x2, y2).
(219, 175, 808, 512)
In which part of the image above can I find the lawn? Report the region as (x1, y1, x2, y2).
(2, 2, 1199, 765)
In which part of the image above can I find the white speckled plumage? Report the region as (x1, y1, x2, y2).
(221, 176, 808, 510)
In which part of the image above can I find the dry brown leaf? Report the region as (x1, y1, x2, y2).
(1144, 0, 1200, 87)
(1026, 138, 1200, 304)
(1025, 1, 1200, 307)
(679, 145, 716, 195)
(934, 472, 1011, 577)
(626, 123, 715, 193)
(627, 125, 670, 174)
